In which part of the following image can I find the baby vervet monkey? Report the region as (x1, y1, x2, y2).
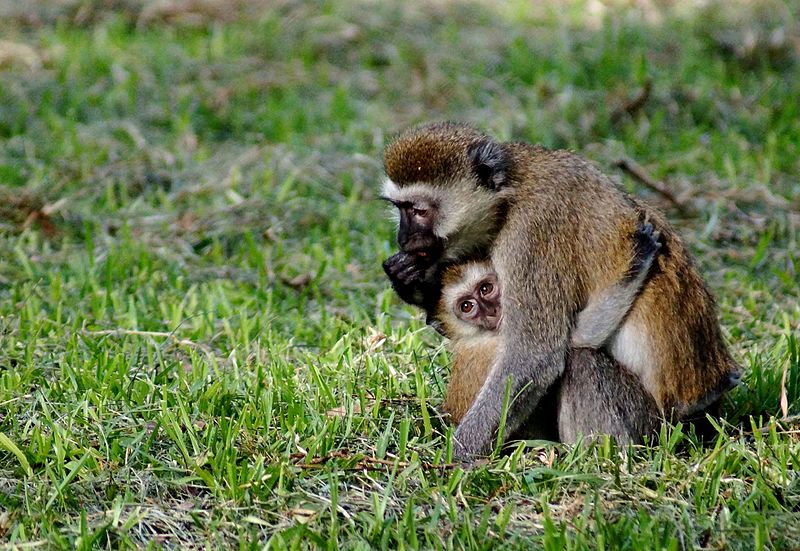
(433, 221, 662, 443)
(381, 122, 742, 458)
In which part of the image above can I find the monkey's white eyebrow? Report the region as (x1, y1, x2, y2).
(379, 195, 410, 208)
(381, 179, 440, 207)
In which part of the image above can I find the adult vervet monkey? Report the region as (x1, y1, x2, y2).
(381, 122, 741, 459)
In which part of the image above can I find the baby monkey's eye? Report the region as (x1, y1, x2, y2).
(460, 300, 475, 314)
(479, 282, 494, 296)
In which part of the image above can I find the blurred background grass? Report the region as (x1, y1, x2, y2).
(0, 0, 799, 548)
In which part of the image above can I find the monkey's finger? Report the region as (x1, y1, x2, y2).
(652, 230, 663, 248)
(396, 264, 423, 281)
(383, 253, 416, 275)
(639, 221, 655, 235)
(389, 254, 416, 271)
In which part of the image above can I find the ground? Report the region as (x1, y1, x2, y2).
(0, 0, 799, 548)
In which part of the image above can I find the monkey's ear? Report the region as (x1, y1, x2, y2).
(467, 139, 508, 191)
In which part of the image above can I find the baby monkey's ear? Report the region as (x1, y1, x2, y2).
(467, 139, 508, 191)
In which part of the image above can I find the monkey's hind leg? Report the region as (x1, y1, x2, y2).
(557, 349, 661, 445)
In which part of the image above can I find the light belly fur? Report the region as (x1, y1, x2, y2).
(609, 320, 661, 407)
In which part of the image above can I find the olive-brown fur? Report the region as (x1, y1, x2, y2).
(384, 122, 488, 187)
(437, 244, 663, 444)
(496, 142, 739, 414)
(383, 122, 741, 457)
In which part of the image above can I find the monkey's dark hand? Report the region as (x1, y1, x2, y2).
(627, 220, 662, 282)
(383, 251, 442, 312)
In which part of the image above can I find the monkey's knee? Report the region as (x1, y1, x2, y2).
(557, 350, 660, 445)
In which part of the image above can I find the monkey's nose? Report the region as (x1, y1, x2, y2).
(482, 313, 500, 331)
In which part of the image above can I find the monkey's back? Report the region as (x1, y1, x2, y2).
(501, 143, 741, 415)
(615, 205, 742, 415)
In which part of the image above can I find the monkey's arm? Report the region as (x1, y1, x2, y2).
(452, 217, 576, 459)
(452, 312, 569, 459)
(571, 221, 661, 348)
(383, 251, 443, 313)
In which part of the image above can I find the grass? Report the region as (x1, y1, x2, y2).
(0, 0, 798, 548)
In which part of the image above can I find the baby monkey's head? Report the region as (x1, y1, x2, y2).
(435, 260, 502, 339)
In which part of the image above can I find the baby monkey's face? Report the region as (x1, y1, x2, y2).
(454, 271, 501, 331)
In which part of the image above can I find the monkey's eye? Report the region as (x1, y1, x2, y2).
(459, 300, 476, 314)
(412, 207, 428, 217)
(479, 282, 494, 296)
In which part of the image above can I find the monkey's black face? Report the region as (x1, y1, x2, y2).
(455, 274, 501, 332)
(385, 198, 444, 259)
